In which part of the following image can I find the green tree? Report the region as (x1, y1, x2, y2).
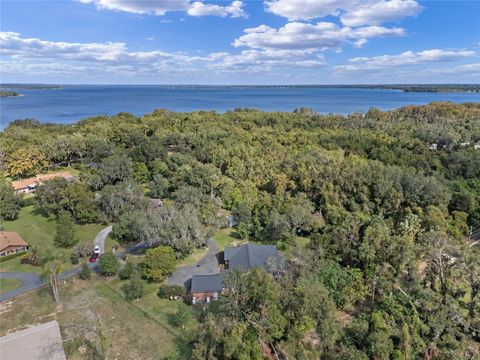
(119, 260, 135, 279)
(122, 268, 144, 300)
(99, 252, 119, 276)
(54, 211, 78, 248)
(79, 263, 92, 280)
(149, 174, 170, 198)
(140, 246, 176, 282)
(4, 147, 49, 178)
(96, 153, 133, 187)
(0, 180, 22, 220)
(172, 303, 190, 329)
(41, 254, 63, 304)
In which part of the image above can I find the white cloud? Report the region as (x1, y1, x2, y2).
(265, 0, 422, 25)
(265, 0, 354, 21)
(334, 49, 476, 72)
(0, 31, 323, 78)
(0, 31, 127, 61)
(79, 0, 189, 16)
(187, 1, 246, 18)
(419, 62, 480, 75)
(208, 49, 324, 73)
(80, 0, 246, 17)
(340, 0, 422, 26)
(233, 22, 404, 51)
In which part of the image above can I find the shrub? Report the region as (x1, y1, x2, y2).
(122, 269, 144, 300)
(71, 253, 80, 265)
(119, 261, 135, 280)
(54, 211, 78, 248)
(99, 252, 119, 276)
(72, 244, 92, 258)
(172, 303, 190, 329)
(158, 284, 186, 299)
(140, 246, 176, 282)
(79, 263, 92, 280)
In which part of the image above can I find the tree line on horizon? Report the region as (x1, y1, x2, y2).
(1, 102, 479, 359)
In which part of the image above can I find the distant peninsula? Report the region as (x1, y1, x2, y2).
(0, 91, 20, 97)
(375, 84, 480, 93)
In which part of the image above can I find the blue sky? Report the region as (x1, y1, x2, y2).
(1, 0, 479, 84)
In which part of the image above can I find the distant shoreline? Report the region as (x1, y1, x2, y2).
(1, 83, 479, 93)
(0, 91, 20, 97)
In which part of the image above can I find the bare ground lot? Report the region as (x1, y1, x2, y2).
(0, 277, 198, 359)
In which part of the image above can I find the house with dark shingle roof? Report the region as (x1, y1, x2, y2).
(224, 243, 278, 270)
(190, 243, 280, 304)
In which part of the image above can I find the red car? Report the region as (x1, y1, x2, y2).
(88, 253, 99, 263)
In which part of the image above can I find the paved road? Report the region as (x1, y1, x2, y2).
(0, 226, 110, 302)
(167, 239, 219, 289)
(0, 272, 44, 302)
(94, 225, 112, 254)
(1, 227, 218, 301)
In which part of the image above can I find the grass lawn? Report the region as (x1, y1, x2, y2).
(177, 247, 209, 266)
(0, 278, 22, 294)
(109, 278, 199, 357)
(213, 227, 244, 250)
(0, 276, 198, 359)
(294, 236, 310, 248)
(1, 206, 105, 273)
(104, 234, 119, 253)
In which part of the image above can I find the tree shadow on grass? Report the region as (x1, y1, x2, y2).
(29, 207, 52, 219)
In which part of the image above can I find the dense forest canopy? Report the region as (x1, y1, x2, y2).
(1, 102, 479, 359)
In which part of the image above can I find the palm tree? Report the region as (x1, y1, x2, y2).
(26, 246, 41, 266)
(41, 254, 63, 304)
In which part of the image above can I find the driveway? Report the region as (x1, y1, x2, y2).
(0, 225, 111, 302)
(0, 272, 44, 302)
(94, 225, 112, 254)
(167, 239, 219, 289)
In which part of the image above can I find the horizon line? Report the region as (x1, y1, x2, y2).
(2, 82, 480, 87)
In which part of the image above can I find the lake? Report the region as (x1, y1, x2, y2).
(1, 85, 479, 129)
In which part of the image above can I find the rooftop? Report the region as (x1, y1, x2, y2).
(225, 243, 279, 270)
(190, 273, 225, 293)
(0, 231, 28, 251)
(11, 171, 76, 191)
(0, 320, 66, 360)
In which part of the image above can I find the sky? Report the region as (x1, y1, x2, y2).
(0, 0, 479, 84)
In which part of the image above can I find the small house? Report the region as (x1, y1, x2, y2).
(223, 243, 279, 270)
(190, 273, 225, 304)
(11, 171, 77, 194)
(189, 243, 281, 304)
(0, 231, 28, 257)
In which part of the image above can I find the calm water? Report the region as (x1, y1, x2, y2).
(1, 85, 479, 129)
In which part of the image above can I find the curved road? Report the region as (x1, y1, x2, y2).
(94, 225, 112, 254)
(0, 226, 112, 302)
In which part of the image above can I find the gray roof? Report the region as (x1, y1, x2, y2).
(191, 273, 225, 293)
(0, 320, 66, 360)
(225, 243, 279, 270)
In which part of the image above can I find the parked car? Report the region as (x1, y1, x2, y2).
(89, 253, 99, 263)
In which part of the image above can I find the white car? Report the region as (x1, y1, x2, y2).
(94, 245, 100, 254)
